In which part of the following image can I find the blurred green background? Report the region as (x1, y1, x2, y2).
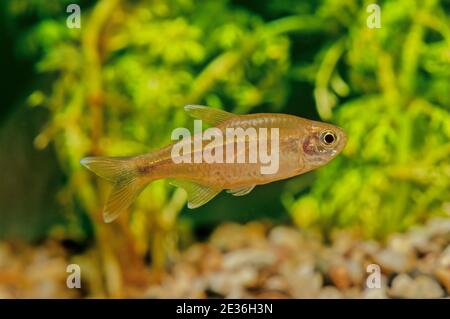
(0, 0, 449, 296)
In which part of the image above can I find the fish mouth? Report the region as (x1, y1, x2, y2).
(335, 127, 348, 154)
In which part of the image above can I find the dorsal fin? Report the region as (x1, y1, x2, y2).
(184, 105, 235, 126)
(227, 185, 255, 196)
(169, 179, 222, 208)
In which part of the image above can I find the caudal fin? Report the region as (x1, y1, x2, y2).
(80, 156, 145, 223)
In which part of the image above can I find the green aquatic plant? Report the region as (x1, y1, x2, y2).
(285, 0, 450, 238)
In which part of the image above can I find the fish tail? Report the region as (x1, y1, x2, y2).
(80, 156, 147, 223)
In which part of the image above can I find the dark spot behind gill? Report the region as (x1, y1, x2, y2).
(302, 136, 315, 155)
(137, 164, 150, 174)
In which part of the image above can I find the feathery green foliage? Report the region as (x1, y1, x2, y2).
(4, 0, 450, 257)
(285, 0, 450, 238)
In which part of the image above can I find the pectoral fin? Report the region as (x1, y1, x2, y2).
(184, 105, 235, 126)
(170, 179, 221, 208)
(227, 185, 255, 196)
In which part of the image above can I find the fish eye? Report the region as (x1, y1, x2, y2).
(320, 130, 337, 146)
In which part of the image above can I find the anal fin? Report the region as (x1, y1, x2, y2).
(170, 179, 221, 208)
(227, 185, 255, 196)
(104, 178, 145, 223)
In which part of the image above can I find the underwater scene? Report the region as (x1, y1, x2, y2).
(0, 0, 449, 300)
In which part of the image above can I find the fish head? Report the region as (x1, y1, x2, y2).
(301, 121, 347, 167)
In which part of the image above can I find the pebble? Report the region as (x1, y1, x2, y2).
(363, 287, 388, 299)
(222, 248, 276, 270)
(414, 275, 445, 298)
(407, 228, 433, 253)
(389, 274, 444, 298)
(374, 248, 413, 273)
(435, 268, 450, 293)
(328, 264, 351, 289)
(427, 218, 450, 237)
(268, 226, 304, 251)
(389, 274, 416, 298)
(318, 286, 343, 299)
(264, 275, 288, 291)
(2, 216, 450, 299)
(388, 234, 414, 255)
(288, 264, 323, 298)
(416, 252, 439, 274)
(438, 245, 450, 268)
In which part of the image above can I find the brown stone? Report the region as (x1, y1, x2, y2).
(329, 265, 351, 289)
(435, 268, 450, 293)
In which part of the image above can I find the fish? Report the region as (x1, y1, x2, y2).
(81, 105, 347, 222)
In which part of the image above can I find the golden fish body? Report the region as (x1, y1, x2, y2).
(81, 105, 347, 222)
